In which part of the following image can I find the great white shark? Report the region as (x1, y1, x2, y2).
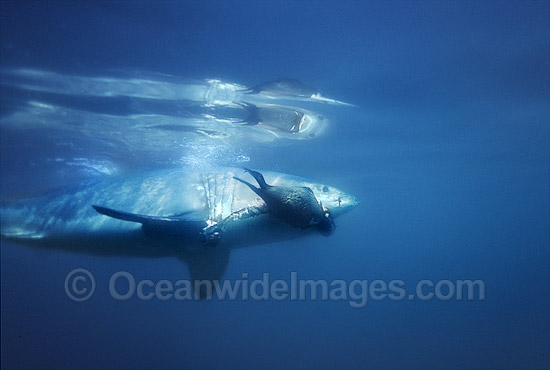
(1, 168, 360, 293)
(1, 69, 356, 107)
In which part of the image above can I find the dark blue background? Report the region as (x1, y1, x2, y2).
(1, 1, 549, 369)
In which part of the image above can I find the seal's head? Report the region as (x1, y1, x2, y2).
(233, 169, 360, 236)
(316, 206, 336, 236)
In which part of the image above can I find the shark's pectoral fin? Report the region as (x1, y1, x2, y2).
(92, 205, 207, 237)
(178, 247, 231, 299)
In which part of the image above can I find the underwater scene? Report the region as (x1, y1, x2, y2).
(1, 1, 549, 369)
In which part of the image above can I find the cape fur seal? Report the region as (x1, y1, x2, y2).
(233, 168, 335, 235)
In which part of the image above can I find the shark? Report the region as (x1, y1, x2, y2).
(1, 167, 360, 296)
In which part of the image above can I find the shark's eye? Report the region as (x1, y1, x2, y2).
(322, 186, 329, 192)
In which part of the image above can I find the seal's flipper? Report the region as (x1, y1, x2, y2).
(243, 168, 271, 189)
(233, 176, 262, 198)
(234, 169, 272, 204)
(93, 205, 207, 237)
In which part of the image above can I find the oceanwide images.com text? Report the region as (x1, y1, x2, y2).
(65, 269, 486, 307)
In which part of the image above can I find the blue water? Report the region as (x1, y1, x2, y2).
(1, 1, 549, 369)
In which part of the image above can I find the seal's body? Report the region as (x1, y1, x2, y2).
(234, 169, 335, 235)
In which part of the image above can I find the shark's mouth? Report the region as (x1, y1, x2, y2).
(256, 107, 305, 133)
(254, 105, 326, 139)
